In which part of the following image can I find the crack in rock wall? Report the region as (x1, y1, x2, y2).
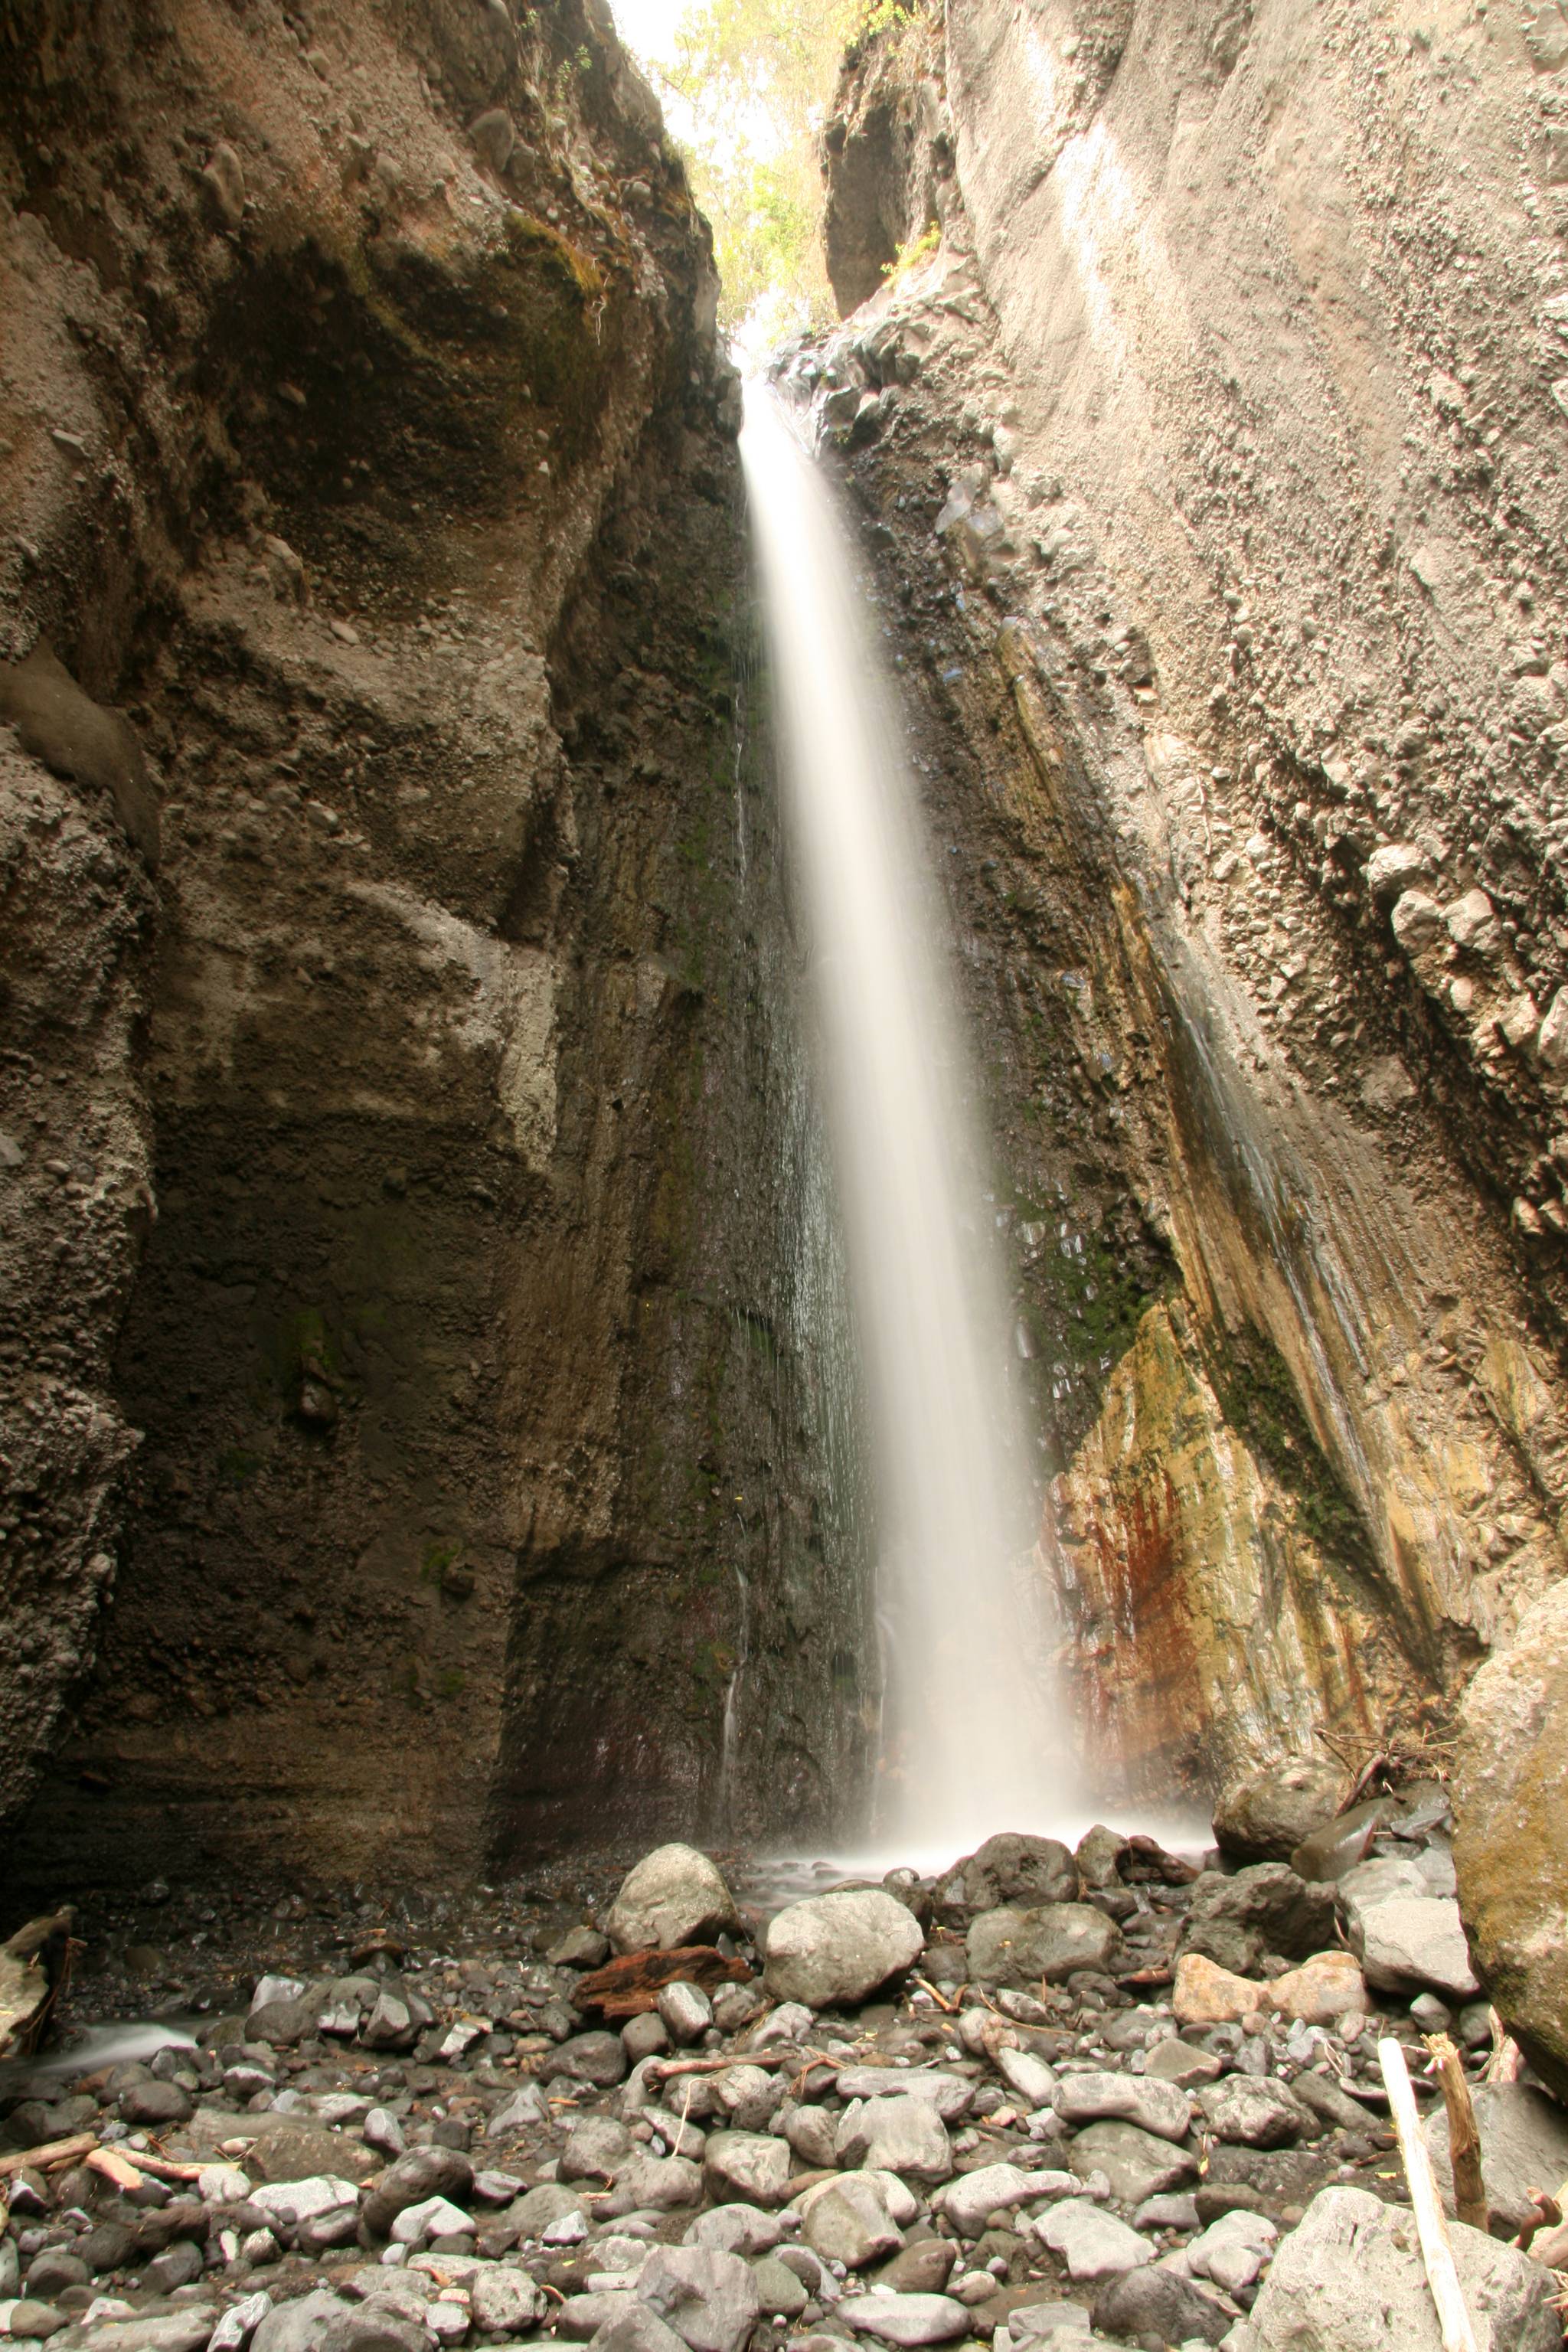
(0, 0, 867, 1890)
(809, 0, 1568, 1801)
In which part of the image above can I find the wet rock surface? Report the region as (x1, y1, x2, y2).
(8, 1817, 1558, 2352)
(810, 0, 1568, 1815)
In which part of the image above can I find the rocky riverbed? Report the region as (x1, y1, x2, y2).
(3, 1788, 1565, 2351)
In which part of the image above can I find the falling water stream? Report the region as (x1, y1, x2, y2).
(740, 387, 1078, 1860)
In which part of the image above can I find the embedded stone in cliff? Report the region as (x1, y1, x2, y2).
(0, 642, 159, 867)
(607, 1847, 740, 1956)
(1537, 985, 1568, 1072)
(763, 1888, 923, 2007)
(469, 108, 516, 173)
(1364, 841, 1432, 900)
(1212, 1754, 1350, 1861)
(1390, 887, 1445, 952)
(201, 139, 247, 227)
(1444, 887, 1499, 955)
(1455, 1577, 1568, 2098)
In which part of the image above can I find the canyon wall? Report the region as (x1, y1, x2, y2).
(813, 0, 1568, 1802)
(0, 0, 867, 1893)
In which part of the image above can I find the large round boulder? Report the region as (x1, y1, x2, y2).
(1178, 1864, 1335, 1975)
(1454, 1579, 1568, 2097)
(1243, 2184, 1559, 2350)
(606, 1844, 740, 1955)
(935, 1833, 1078, 1924)
(1212, 1755, 1349, 1862)
(965, 1900, 1125, 1988)
(763, 1888, 923, 2007)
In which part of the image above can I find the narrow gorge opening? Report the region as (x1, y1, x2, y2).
(5, 0, 1568, 2344)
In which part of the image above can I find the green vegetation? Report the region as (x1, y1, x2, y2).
(884, 217, 939, 286)
(1202, 1320, 1377, 1579)
(646, 0, 914, 336)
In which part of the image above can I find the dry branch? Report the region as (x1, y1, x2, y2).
(1381, 2036, 1479, 2352)
(1428, 2033, 1488, 2231)
(572, 1946, 751, 2019)
(0, 2131, 97, 2178)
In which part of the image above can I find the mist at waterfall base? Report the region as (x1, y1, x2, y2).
(740, 385, 1089, 1867)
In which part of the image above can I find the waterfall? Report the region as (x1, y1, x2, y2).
(740, 387, 1079, 1858)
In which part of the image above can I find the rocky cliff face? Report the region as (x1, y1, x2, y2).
(811, 0, 1568, 1802)
(0, 0, 866, 1890)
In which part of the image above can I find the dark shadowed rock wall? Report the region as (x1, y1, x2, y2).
(0, 0, 869, 1894)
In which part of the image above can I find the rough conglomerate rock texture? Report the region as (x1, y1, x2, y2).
(0, 0, 867, 1889)
(812, 0, 1568, 1801)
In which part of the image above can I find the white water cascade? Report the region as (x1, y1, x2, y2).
(740, 387, 1079, 1858)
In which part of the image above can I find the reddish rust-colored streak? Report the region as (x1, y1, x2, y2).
(1080, 1471, 1204, 1792)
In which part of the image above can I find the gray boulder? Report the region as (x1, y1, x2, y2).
(836, 2292, 970, 2344)
(1066, 2120, 1198, 2204)
(1196, 2076, 1303, 2148)
(966, 1902, 1125, 1988)
(1240, 2184, 1559, 2349)
(1351, 1893, 1479, 1998)
(686, 2204, 784, 2256)
(836, 2092, 952, 2181)
(1424, 2081, 1568, 2234)
(587, 2308, 693, 2352)
(253, 2293, 356, 2352)
(505, 2180, 590, 2238)
(833, 2065, 973, 2122)
(470, 2266, 546, 2332)
(1092, 2265, 1231, 2347)
(561, 2115, 636, 2182)
(68, 2314, 221, 2352)
(1180, 1864, 1336, 1974)
(322, 2311, 430, 2352)
(764, 1888, 924, 2006)
(636, 2243, 762, 2352)
(1213, 1756, 1349, 1861)
(608, 1846, 740, 1954)
(606, 2151, 704, 2212)
(1074, 1824, 1131, 1890)
(1034, 2201, 1153, 2282)
(1051, 2070, 1192, 2142)
(936, 1834, 1079, 1922)
(933, 2161, 1038, 2236)
(702, 2128, 792, 2205)
(802, 2173, 904, 2265)
(361, 2145, 472, 2237)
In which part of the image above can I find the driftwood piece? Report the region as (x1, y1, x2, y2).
(911, 1975, 960, 2013)
(0, 2131, 96, 2179)
(1, 2131, 204, 2190)
(1516, 2188, 1563, 2253)
(0, 1911, 77, 2059)
(1427, 2033, 1488, 2231)
(1484, 2007, 1523, 2084)
(573, 1946, 751, 2020)
(1380, 2036, 1480, 2352)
